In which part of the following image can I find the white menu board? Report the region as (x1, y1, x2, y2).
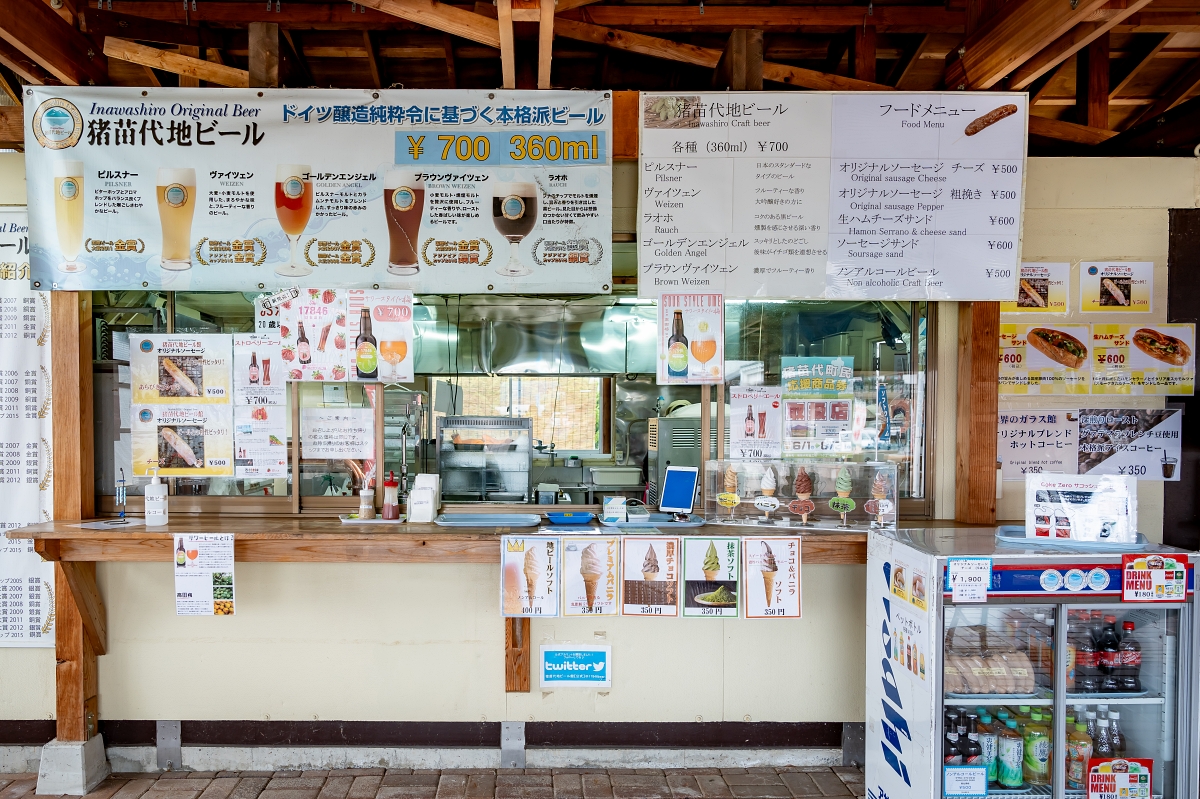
(0, 209, 56, 647)
(232, 333, 287, 478)
(638, 92, 1027, 300)
(174, 533, 235, 616)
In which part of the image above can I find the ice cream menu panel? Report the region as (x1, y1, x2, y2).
(639, 92, 1027, 300)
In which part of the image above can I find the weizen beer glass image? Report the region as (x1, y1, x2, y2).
(275, 164, 314, 277)
(156, 168, 197, 271)
(492, 181, 538, 277)
(384, 169, 425, 276)
(54, 160, 85, 273)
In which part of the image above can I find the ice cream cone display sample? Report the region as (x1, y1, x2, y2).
(724, 464, 739, 494)
(794, 469, 813, 500)
(836, 466, 853, 497)
(760, 467, 777, 497)
(683, 537, 739, 617)
(500, 536, 559, 617)
(621, 537, 679, 616)
(743, 537, 802, 618)
(563, 537, 618, 616)
(871, 472, 888, 499)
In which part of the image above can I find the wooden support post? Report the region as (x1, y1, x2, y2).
(504, 617, 530, 692)
(50, 292, 99, 743)
(443, 33, 457, 88)
(714, 29, 763, 90)
(537, 0, 554, 89)
(177, 44, 199, 86)
(496, 0, 515, 89)
(363, 30, 383, 89)
(248, 21, 279, 88)
(955, 302, 999, 525)
(1076, 32, 1110, 129)
(715, 382, 724, 461)
(853, 24, 876, 82)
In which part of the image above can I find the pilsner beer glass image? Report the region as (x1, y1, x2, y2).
(53, 160, 85, 273)
(492, 181, 538, 277)
(275, 164, 314, 277)
(156, 168, 197, 271)
(384, 169, 425, 276)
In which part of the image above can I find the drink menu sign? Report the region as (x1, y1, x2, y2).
(24, 88, 611, 294)
(657, 293, 723, 384)
(730, 386, 782, 459)
(638, 92, 1027, 300)
(0, 209, 55, 648)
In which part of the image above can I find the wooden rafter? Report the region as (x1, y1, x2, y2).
(363, 30, 383, 88)
(496, 0, 515, 88)
(538, 0, 555, 89)
(571, 5, 964, 33)
(944, 0, 1112, 89)
(0, 68, 19, 104)
(1030, 57, 1071, 105)
(0, 105, 21, 148)
(0, 0, 108, 85)
(1006, 0, 1155, 90)
(355, 0, 501, 48)
(1028, 114, 1118, 144)
(79, 8, 224, 49)
(178, 45, 200, 87)
(281, 28, 315, 86)
(1076, 33, 1109, 128)
(0, 35, 62, 84)
(1110, 32, 1173, 100)
(1126, 55, 1200, 128)
(103, 37, 250, 87)
(443, 33, 457, 87)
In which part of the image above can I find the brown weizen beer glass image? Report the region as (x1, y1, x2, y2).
(157, 167, 197, 271)
(274, 164, 313, 278)
(384, 169, 425, 276)
(54, 160, 85, 273)
(492, 181, 538, 277)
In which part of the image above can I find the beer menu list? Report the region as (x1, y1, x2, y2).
(0, 210, 55, 648)
(638, 92, 1028, 300)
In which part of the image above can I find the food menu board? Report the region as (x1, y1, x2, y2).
(1000, 262, 1070, 314)
(0, 209, 55, 648)
(1091, 324, 1194, 395)
(620, 536, 679, 617)
(561, 536, 619, 616)
(232, 333, 287, 478)
(1080, 262, 1153, 313)
(743, 537, 801, 619)
(25, 88, 611, 294)
(999, 323, 1092, 395)
(346, 289, 414, 382)
(638, 91, 1027, 300)
(657, 293, 724, 384)
(130, 334, 234, 476)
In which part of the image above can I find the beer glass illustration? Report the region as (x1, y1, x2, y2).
(491, 181, 538, 277)
(156, 168, 197, 271)
(384, 169, 425, 276)
(380, 339, 408, 380)
(53, 160, 85, 273)
(690, 320, 718, 377)
(274, 164, 313, 277)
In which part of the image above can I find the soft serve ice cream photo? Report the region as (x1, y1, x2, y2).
(563, 537, 619, 616)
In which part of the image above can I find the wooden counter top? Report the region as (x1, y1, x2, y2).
(9, 517, 870, 564)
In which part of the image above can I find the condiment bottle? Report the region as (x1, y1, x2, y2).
(382, 471, 401, 520)
(145, 467, 168, 526)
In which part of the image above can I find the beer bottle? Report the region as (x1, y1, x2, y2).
(355, 308, 378, 379)
(297, 320, 312, 365)
(666, 311, 689, 378)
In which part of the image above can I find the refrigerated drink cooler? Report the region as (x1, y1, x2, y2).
(866, 528, 1198, 799)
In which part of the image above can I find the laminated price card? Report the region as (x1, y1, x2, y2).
(948, 557, 991, 603)
(174, 534, 235, 616)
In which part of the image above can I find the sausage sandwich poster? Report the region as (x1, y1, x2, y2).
(23, 88, 611, 294)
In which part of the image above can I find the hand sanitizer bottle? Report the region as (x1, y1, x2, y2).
(145, 467, 168, 526)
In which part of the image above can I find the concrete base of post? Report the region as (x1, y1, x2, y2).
(36, 735, 110, 795)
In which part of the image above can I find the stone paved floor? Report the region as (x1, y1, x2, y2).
(0, 767, 864, 799)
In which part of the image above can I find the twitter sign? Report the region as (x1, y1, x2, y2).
(540, 645, 612, 688)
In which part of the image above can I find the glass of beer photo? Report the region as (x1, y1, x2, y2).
(156, 167, 197, 271)
(275, 164, 313, 277)
(491, 181, 538, 277)
(379, 338, 408, 380)
(384, 169, 425, 276)
(54, 160, 85, 273)
(690, 321, 718, 376)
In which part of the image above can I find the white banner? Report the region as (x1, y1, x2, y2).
(25, 88, 611, 294)
(0, 209, 55, 647)
(638, 91, 1026, 300)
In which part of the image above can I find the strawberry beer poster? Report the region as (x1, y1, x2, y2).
(276, 289, 349, 381)
(657, 293, 724, 384)
(24, 88, 611, 294)
(865, 532, 936, 798)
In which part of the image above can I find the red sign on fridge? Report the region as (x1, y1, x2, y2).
(1121, 553, 1188, 602)
(1086, 757, 1152, 798)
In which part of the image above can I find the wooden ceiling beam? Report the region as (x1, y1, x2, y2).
(355, 0, 501, 48)
(571, 5, 964, 32)
(1114, 13, 1200, 33)
(79, 8, 224, 49)
(1110, 32, 1173, 99)
(443, 33, 457, 87)
(281, 29, 315, 85)
(538, 0, 555, 88)
(103, 36, 250, 87)
(1028, 114, 1118, 144)
(496, 0, 515, 87)
(0, 35, 62, 84)
(0, 0, 108, 85)
(943, 0, 1112, 89)
(1076, 32, 1110, 128)
(1030, 56, 1071, 105)
(1006, 0, 1154, 89)
(1125, 55, 1200, 128)
(0, 106, 22, 150)
(363, 30, 383, 87)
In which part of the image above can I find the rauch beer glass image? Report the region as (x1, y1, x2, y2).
(54, 160, 85, 273)
(492, 181, 538, 277)
(275, 164, 313, 277)
(384, 169, 425, 276)
(156, 167, 197, 271)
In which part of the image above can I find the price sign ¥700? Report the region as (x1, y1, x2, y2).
(948, 558, 992, 603)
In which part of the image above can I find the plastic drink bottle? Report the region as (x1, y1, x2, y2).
(1095, 718, 1114, 758)
(978, 715, 998, 783)
(1119, 622, 1142, 692)
(1023, 711, 1051, 785)
(1066, 722, 1093, 790)
(1109, 711, 1127, 757)
(998, 720, 1025, 788)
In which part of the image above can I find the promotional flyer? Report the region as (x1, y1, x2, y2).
(346, 289, 414, 382)
(742, 537, 801, 618)
(130, 334, 233, 405)
(999, 323, 1092, 395)
(232, 333, 287, 478)
(781, 356, 855, 453)
(561, 536, 619, 616)
(620, 536, 680, 617)
(681, 536, 740, 618)
(275, 289, 349, 381)
(501, 536, 560, 617)
(657, 293, 724, 384)
(1091, 323, 1195, 395)
(1024, 474, 1137, 542)
(174, 533, 235, 616)
(299, 407, 374, 460)
(1080, 262, 1153, 313)
(25, 88, 612, 294)
(729, 386, 783, 459)
(1000, 262, 1070, 314)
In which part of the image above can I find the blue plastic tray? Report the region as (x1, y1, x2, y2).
(545, 512, 595, 525)
(598, 512, 706, 529)
(996, 524, 1148, 552)
(434, 513, 542, 528)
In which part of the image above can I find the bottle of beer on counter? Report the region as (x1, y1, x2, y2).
(355, 307, 378, 379)
(297, 320, 311, 365)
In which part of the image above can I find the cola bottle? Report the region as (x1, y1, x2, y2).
(1098, 616, 1120, 674)
(1118, 621, 1142, 692)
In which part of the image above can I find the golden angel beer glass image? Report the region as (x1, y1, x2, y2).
(383, 169, 425, 276)
(54, 160, 85, 273)
(492, 181, 538, 277)
(156, 168, 197, 271)
(275, 164, 314, 277)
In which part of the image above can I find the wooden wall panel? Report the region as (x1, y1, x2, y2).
(955, 302, 999, 524)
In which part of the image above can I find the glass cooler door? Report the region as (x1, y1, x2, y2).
(942, 605, 1058, 796)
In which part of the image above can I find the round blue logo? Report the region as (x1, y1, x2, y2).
(1064, 569, 1087, 591)
(139, 339, 153, 352)
(138, 409, 153, 423)
(1088, 265, 1099, 275)
(1087, 568, 1111, 591)
(1039, 569, 1063, 592)
(501, 195, 526, 220)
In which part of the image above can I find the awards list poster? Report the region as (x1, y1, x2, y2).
(25, 88, 611, 294)
(0, 209, 54, 647)
(638, 92, 1027, 300)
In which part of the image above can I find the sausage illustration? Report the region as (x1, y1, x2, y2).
(160, 427, 199, 467)
(965, 104, 1019, 136)
(1019, 279, 1046, 307)
(161, 357, 199, 396)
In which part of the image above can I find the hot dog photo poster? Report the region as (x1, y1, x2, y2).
(1000, 262, 1070, 314)
(1080, 261, 1153, 313)
(999, 323, 1092, 395)
(1093, 323, 1196, 395)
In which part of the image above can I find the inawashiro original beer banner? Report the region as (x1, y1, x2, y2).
(24, 88, 611, 293)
